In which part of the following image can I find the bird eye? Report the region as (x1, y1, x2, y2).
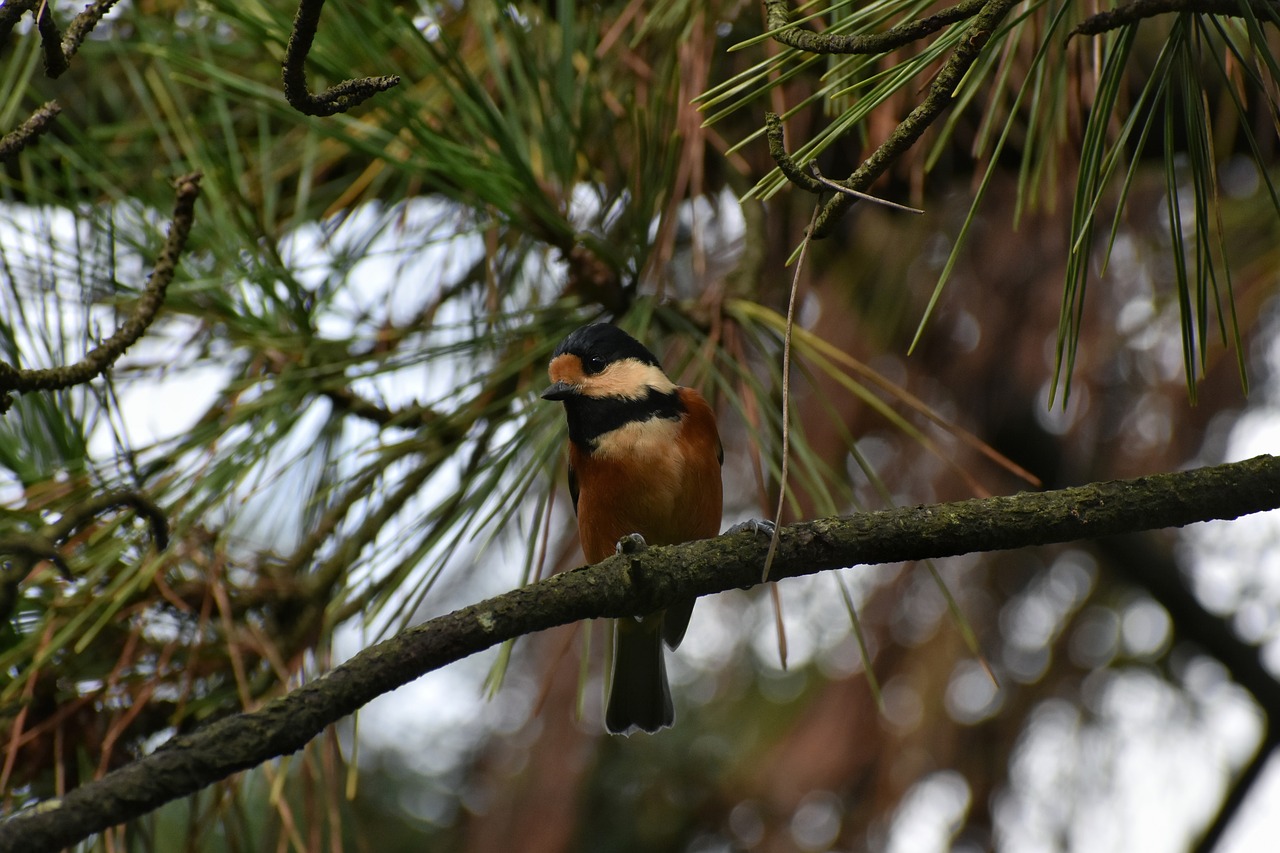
(584, 354, 607, 374)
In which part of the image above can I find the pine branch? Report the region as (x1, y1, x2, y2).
(282, 0, 400, 116)
(801, 0, 1020, 237)
(1070, 0, 1280, 39)
(763, 0, 988, 54)
(0, 490, 167, 621)
(0, 100, 60, 161)
(34, 0, 125, 78)
(0, 172, 203, 413)
(2, 454, 1279, 852)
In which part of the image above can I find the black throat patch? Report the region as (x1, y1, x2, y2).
(561, 388, 685, 449)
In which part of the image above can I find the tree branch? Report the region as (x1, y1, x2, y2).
(282, 0, 400, 116)
(0, 100, 61, 161)
(800, 0, 1019, 237)
(34, 0, 125, 78)
(0, 0, 39, 42)
(1193, 727, 1278, 853)
(41, 490, 169, 550)
(0, 489, 168, 621)
(763, 0, 988, 55)
(1070, 0, 1280, 39)
(321, 387, 449, 432)
(0, 172, 202, 414)
(1, 454, 1278, 851)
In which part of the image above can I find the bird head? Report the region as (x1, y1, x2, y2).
(542, 324, 675, 403)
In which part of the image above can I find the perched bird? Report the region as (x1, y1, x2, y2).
(542, 323, 726, 734)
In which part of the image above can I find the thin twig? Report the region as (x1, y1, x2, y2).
(0, 101, 61, 161)
(0, 489, 166, 621)
(321, 387, 447, 432)
(282, 0, 401, 116)
(1070, 0, 1280, 39)
(763, 0, 989, 55)
(765, 112, 824, 192)
(803, 0, 1021, 238)
(1191, 726, 1278, 853)
(0, 172, 203, 412)
(0, 0, 39, 41)
(0, 536, 71, 579)
(60, 0, 122, 58)
(35, 0, 66, 76)
(44, 490, 170, 551)
(33, 0, 124, 78)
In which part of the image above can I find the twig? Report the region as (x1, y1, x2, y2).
(60, 0, 123, 59)
(35, 0, 66, 76)
(282, 0, 401, 116)
(765, 116, 927, 213)
(4, 454, 1279, 852)
(758, 203, 821, 669)
(44, 490, 170, 551)
(0, 172, 203, 413)
(1194, 718, 1277, 852)
(321, 387, 449, 433)
(0, 536, 71, 580)
(763, 0, 988, 55)
(0, 101, 61, 161)
(33, 0, 124, 78)
(786, 0, 1021, 238)
(765, 112, 825, 192)
(0, 490, 167, 621)
(1070, 0, 1280, 39)
(0, 0, 39, 42)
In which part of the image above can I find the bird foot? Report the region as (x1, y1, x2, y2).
(615, 533, 649, 555)
(726, 518, 776, 537)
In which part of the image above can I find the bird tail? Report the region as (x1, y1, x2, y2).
(605, 616, 674, 735)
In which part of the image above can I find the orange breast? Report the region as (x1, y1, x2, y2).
(573, 388, 723, 564)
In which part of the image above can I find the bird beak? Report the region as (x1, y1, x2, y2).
(541, 380, 579, 401)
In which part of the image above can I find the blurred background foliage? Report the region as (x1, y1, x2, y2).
(1, 0, 1279, 850)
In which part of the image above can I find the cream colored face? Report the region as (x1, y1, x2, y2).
(548, 353, 676, 400)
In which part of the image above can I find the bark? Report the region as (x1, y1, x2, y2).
(1, 454, 1278, 853)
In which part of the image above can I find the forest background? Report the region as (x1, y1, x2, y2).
(2, 0, 1280, 851)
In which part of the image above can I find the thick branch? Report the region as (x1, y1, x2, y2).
(763, 0, 988, 54)
(804, 0, 1020, 237)
(2, 455, 1279, 852)
(0, 172, 202, 413)
(282, 0, 400, 116)
(1071, 0, 1280, 38)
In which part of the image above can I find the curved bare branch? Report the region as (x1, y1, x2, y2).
(0, 172, 203, 414)
(282, 0, 401, 116)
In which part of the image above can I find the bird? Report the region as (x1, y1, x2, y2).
(542, 322, 729, 734)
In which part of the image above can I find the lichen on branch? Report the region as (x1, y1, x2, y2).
(3, 454, 1279, 853)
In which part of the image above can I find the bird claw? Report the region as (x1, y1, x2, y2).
(615, 533, 648, 555)
(726, 518, 776, 537)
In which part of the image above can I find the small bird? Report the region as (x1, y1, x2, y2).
(543, 323, 726, 734)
